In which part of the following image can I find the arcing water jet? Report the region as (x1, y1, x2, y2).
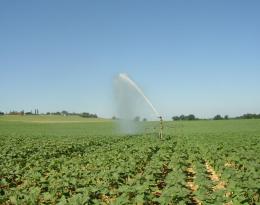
(114, 73, 163, 137)
(118, 73, 159, 117)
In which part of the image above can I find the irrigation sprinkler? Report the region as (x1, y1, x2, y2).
(159, 116, 163, 139)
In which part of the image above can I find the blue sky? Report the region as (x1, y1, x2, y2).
(0, 0, 259, 119)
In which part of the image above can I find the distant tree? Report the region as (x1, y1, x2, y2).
(25, 112, 33, 115)
(172, 114, 196, 121)
(21, 110, 24, 115)
(224, 115, 229, 120)
(54, 112, 61, 115)
(179, 115, 185, 120)
(240, 113, 260, 119)
(213, 114, 223, 120)
(172, 116, 180, 121)
(0, 111, 4, 115)
(81, 112, 90, 118)
(61, 110, 69, 116)
(81, 112, 98, 118)
(134, 116, 140, 122)
(143, 118, 147, 122)
(187, 114, 196, 120)
(112, 116, 117, 120)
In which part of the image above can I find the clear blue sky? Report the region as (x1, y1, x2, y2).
(1, 0, 259, 119)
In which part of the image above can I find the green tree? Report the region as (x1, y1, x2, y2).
(187, 114, 196, 120)
(172, 116, 180, 121)
(179, 115, 185, 120)
(61, 110, 69, 116)
(213, 115, 223, 120)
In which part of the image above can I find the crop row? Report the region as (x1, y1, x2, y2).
(0, 133, 259, 204)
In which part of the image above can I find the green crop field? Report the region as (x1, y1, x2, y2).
(0, 116, 260, 205)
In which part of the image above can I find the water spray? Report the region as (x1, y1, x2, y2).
(115, 73, 164, 138)
(118, 73, 160, 117)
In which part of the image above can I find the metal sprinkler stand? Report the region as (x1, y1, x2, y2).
(159, 116, 163, 139)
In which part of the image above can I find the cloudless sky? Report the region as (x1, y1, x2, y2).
(1, 0, 259, 119)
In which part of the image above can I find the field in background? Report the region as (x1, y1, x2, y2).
(0, 116, 260, 204)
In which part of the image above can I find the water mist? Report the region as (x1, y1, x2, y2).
(114, 73, 161, 134)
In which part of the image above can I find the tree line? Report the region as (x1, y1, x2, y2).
(0, 110, 98, 118)
(172, 113, 260, 121)
(46, 111, 97, 118)
(236, 113, 260, 119)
